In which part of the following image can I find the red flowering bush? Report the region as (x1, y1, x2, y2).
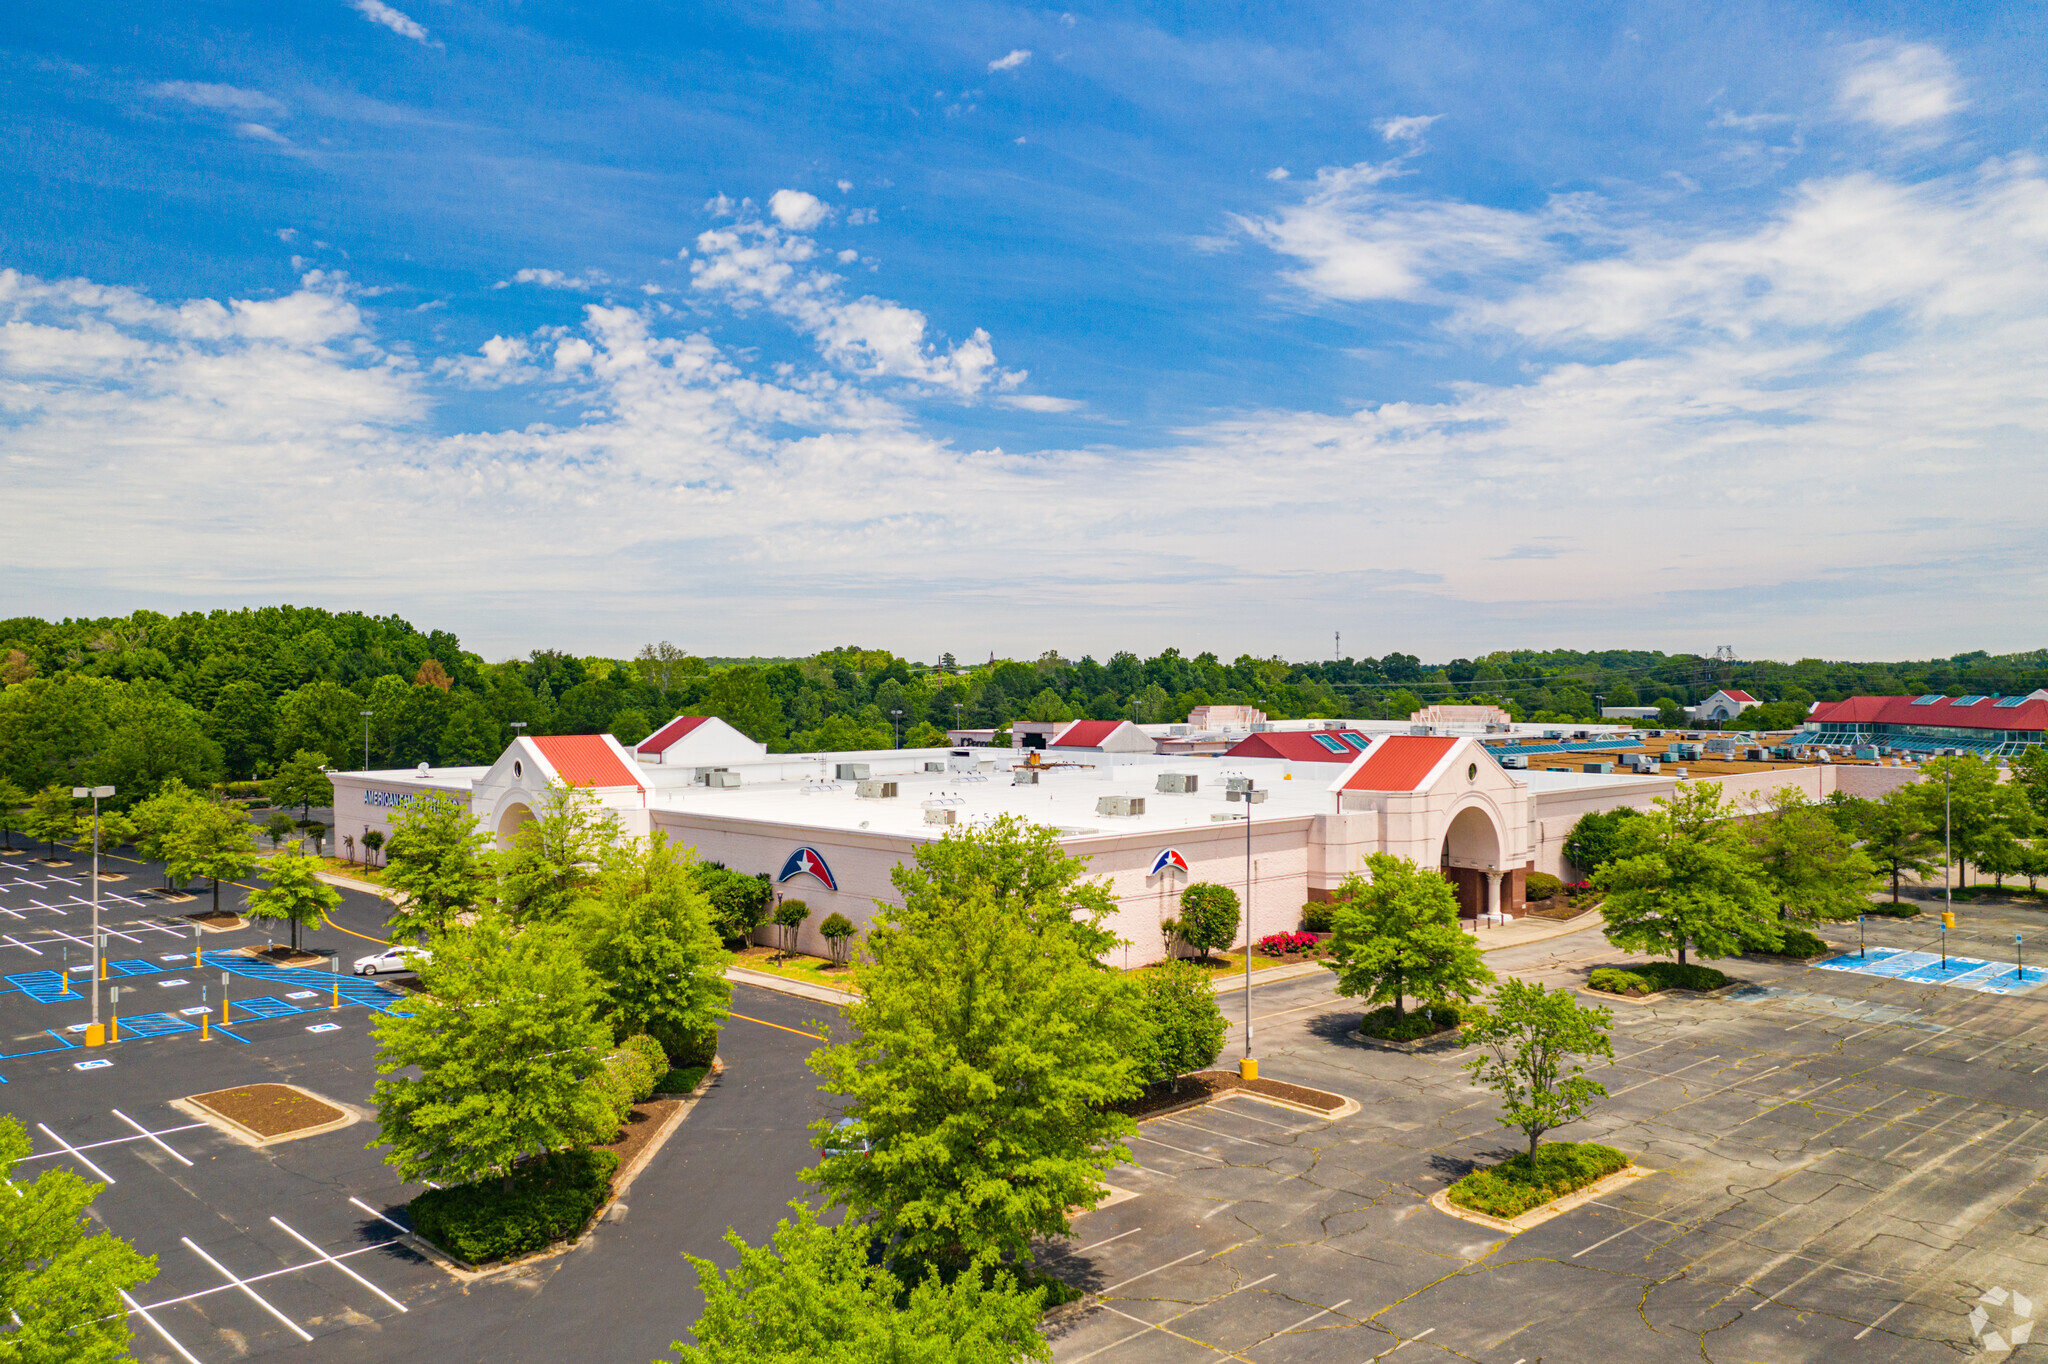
(1256, 930, 1320, 957)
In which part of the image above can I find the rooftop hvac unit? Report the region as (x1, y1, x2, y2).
(924, 761, 946, 772)
(1095, 795, 1146, 817)
(835, 763, 871, 781)
(855, 779, 898, 799)
(924, 807, 957, 826)
(701, 770, 741, 788)
(1583, 762, 1615, 774)
(1250, 722, 1274, 733)
(1744, 748, 1768, 762)
(1225, 776, 1254, 793)
(1640, 761, 1661, 775)
(1498, 754, 1528, 770)
(1013, 770, 1041, 786)
(1227, 788, 1269, 803)
(1156, 772, 1199, 794)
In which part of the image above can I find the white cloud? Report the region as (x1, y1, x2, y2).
(1710, 109, 1792, 131)
(1375, 114, 1440, 144)
(235, 123, 291, 145)
(496, 268, 612, 291)
(350, 0, 430, 44)
(1838, 41, 1962, 129)
(768, 189, 829, 230)
(837, 249, 859, 263)
(1266, 167, 1289, 181)
(988, 49, 1032, 72)
(153, 82, 285, 116)
(836, 179, 853, 193)
(996, 394, 1084, 413)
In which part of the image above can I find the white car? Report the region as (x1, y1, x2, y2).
(353, 946, 430, 976)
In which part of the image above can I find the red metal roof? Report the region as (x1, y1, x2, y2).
(1224, 731, 1373, 763)
(531, 735, 644, 789)
(1809, 695, 2048, 733)
(1051, 720, 1123, 748)
(1721, 690, 1758, 705)
(1338, 736, 1460, 792)
(638, 715, 710, 756)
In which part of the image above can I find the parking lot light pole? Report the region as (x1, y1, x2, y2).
(1230, 779, 1266, 1077)
(73, 785, 114, 1045)
(360, 711, 373, 769)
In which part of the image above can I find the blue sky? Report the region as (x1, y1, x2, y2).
(4, 2, 2045, 662)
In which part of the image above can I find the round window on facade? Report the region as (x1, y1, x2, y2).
(1467, 762, 1478, 782)
(513, 760, 523, 780)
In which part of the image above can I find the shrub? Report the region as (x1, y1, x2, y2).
(1862, 901, 1919, 918)
(621, 1035, 667, 1100)
(1134, 959, 1228, 1088)
(1446, 1141, 1628, 1220)
(1525, 872, 1564, 901)
(772, 897, 811, 956)
(698, 866, 773, 943)
(657, 1063, 710, 1096)
(409, 1148, 620, 1265)
(1177, 883, 1241, 959)
(1768, 926, 1831, 959)
(1300, 901, 1337, 934)
(1256, 930, 1319, 957)
(1589, 962, 1729, 995)
(1357, 1002, 1461, 1042)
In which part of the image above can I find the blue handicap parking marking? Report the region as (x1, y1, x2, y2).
(213, 957, 409, 1014)
(1815, 947, 2047, 995)
(305, 1023, 341, 1033)
(117, 1012, 197, 1038)
(230, 996, 303, 1019)
(104, 959, 165, 978)
(73, 1059, 111, 1071)
(1898, 956, 1998, 984)
(4, 970, 82, 1003)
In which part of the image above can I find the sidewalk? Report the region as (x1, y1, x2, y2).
(1469, 908, 1606, 954)
(726, 965, 858, 1007)
(313, 870, 396, 899)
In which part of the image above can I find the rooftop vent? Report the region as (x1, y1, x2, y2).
(924, 807, 957, 826)
(924, 761, 947, 772)
(855, 779, 898, 799)
(1012, 770, 1040, 786)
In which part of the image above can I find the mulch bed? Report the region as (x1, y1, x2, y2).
(189, 1084, 345, 1139)
(246, 945, 327, 966)
(181, 907, 234, 924)
(591, 1098, 681, 1170)
(1115, 1069, 1347, 1119)
(1526, 897, 1587, 921)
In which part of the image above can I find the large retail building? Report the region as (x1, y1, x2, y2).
(328, 716, 1908, 965)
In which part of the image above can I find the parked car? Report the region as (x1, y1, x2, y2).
(823, 1117, 871, 1157)
(353, 946, 430, 976)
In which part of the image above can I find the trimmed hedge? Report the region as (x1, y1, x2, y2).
(1299, 901, 1337, 934)
(1587, 962, 1730, 996)
(1447, 1141, 1628, 1220)
(1862, 901, 1920, 918)
(1525, 872, 1564, 901)
(657, 1063, 710, 1096)
(410, 1148, 619, 1265)
(621, 1035, 667, 1101)
(1357, 1002, 1461, 1042)
(1767, 927, 1831, 959)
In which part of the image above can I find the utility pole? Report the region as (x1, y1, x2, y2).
(360, 710, 373, 768)
(73, 785, 115, 1045)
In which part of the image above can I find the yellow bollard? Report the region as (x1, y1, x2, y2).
(110, 1014, 119, 1044)
(221, 998, 230, 1025)
(84, 1023, 104, 1047)
(196, 944, 203, 969)
(1239, 1057, 1259, 1081)
(200, 1013, 209, 1041)
(331, 979, 340, 1009)
(99, 957, 107, 981)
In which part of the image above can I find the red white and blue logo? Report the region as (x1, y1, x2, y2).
(1149, 848, 1190, 877)
(777, 846, 838, 892)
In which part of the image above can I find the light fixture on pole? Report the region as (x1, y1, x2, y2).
(891, 709, 904, 748)
(510, 720, 528, 748)
(360, 711, 373, 768)
(1227, 778, 1268, 1074)
(71, 785, 115, 1046)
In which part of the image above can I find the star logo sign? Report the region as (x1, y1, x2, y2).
(1971, 1286, 2035, 1353)
(776, 846, 838, 892)
(1149, 848, 1189, 877)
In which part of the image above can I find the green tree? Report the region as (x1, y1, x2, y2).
(772, 897, 811, 957)
(1324, 853, 1495, 1019)
(361, 828, 386, 867)
(1561, 807, 1645, 879)
(243, 847, 340, 952)
(674, 1203, 1049, 1364)
(1135, 959, 1228, 1091)
(703, 667, 784, 745)
(2014, 744, 2048, 822)
(266, 748, 333, 820)
(66, 806, 135, 862)
(819, 910, 857, 965)
(271, 679, 363, 769)
(1742, 786, 1880, 923)
(25, 786, 75, 859)
(0, 777, 24, 851)
(493, 781, 618, 924)
(129, 778, 209, 888)
(91, 681, 222, 798)
(808, 830, 1141, 1271)
(262, 811, 297, 851)
(570, 833, 732, 1056)
(206, 678, 277, 779)
(1461, 978, 1615, 1158)
(1594, 782, 1779, 965)
(886, 814, 1122, 962)
(383, 793, 491, 941)
(697, 866, 773, 943)
(371, 911, 613, 1191)
(166, 799, 260, 916)
(1902, 755, 2033, 889)
(1174, 883, 1240, 960)
(0, 673, 117, 792)
(0, 1113, 159, 1361)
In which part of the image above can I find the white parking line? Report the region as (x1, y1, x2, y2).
(1273, 1297, 1351, 1334)
(112, 1110, 194, 1167)
(1045, 1227, 1143, 1262)
(36, 1122, 116, 1184)
(1371, 1325, 1435, 1359)
(1127, 1133, 1214, 1161)
(121, 1287, 203, 1364)
(2, 935, 42, 955)
(348, 1195, 412, 1234)
(17, 1122, 207, 1163)
(28, 900, 69, 916)
(180, 1238, 313, 1342)
(1096, 1245, 1229, 1296)
(1153, 1115, 1268, 1148)
(269, 1217, 408, 1312)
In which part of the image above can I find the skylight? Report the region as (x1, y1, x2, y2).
(1954, 695, 1988, 707)
(1910, 694, 1944, 705)
(1995, 696, 2029, 708)
(1311, 733, 1347, 754)
(1337, 733, 1368, 750)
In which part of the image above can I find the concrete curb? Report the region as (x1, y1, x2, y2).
(1429, 1163, 1653, 1235)
(725, 966, 858, 1007)
(1347, 1025, 1464, 1055)
(1208, 960, 1328, 994)
(313, 870, 398, 900)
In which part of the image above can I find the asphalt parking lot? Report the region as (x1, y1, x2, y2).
(0, 841, 835, 1364)
(1046, 900, 2048, 1363)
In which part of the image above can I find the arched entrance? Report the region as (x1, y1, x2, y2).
(1440, 805, 1505, 922)
(497, 801, 535, 847)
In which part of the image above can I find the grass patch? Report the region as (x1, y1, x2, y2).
(1447, 1141, 1629, 1220)
(1587, 961, 1731, 996)
(310, 856, 395, 888)
(656, 1063, 709, 1096)
(731, 945, 858, 992)
(1128, 949, 1298, 979)
(1950, 884, 2048, 902)
(1357, 1003, 1461, 1042)
(409, 1148, 619, 1265)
